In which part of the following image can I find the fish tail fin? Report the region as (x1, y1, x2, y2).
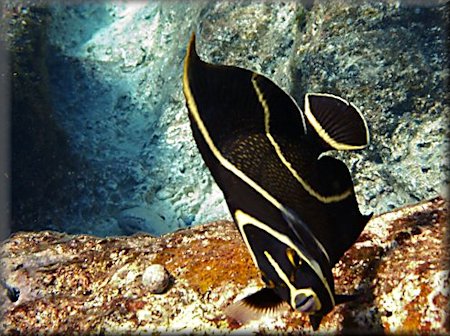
(304, 93, 370, 152)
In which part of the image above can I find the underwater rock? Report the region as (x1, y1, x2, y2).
(0, 197, 447, 334)
(40, 1, 302, 235)
(290, 2, 449, 216)
(2, 5, 80, 236)
(6, 1, 449, 238)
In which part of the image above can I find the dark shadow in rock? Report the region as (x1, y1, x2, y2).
(10, 6, 81, 234)
(9, 5, 132, 236)
(339, 245, 385, 334)
(45, 49, 144, 236)
(10, 4, 171, 236)
(340, 197, 446, 334)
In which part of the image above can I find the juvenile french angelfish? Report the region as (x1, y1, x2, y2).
(182, 33, 372, 331)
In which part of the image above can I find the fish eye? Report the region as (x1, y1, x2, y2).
(295, 293, 318, 312)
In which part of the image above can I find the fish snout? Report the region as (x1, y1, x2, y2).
(294, 292, 320, 312)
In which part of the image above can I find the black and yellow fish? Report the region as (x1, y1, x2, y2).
(182, 33, 372, 330)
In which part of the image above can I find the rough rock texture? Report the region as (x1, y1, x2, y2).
(290, 1, 450, 214)
(43, 1, 302, 236)
(3, 2, 448, 237)
(0, 197, 448, 334)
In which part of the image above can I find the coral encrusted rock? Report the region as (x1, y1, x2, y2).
(0, 197, 448, 334)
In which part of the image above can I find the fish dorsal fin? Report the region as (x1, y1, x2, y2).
(316, 155, 372, 264)
(183, 33, 317, 209)
(250, 73, 307, 141)
(186, 32, 199, 64)
(224, 288, 288, 324)
(304, 93, 369, 151)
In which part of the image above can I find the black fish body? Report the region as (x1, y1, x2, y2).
(182, 33, 371, 330)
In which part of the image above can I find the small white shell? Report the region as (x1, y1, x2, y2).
(142, 264, 170, 294)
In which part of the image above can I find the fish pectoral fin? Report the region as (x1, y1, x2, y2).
(309, 313, 324, 330)
(304, 93, 370, 151)
(334, 293, 361, 305)
(281, 206, 328, 261)
(224, 288, 288, 324)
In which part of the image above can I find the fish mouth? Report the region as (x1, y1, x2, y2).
(295, 294, 317, 312)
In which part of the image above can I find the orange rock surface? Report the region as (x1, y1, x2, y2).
(0, 197, 448, 334)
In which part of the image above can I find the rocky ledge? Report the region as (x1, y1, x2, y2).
(0, 197, 448, 334)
